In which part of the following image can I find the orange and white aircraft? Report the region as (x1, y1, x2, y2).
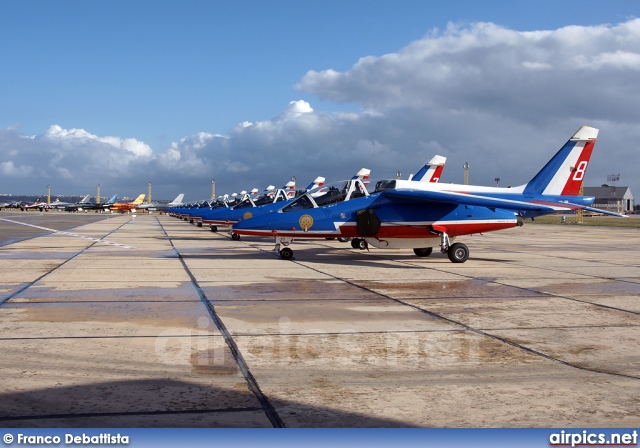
(109, 194, 146, 213)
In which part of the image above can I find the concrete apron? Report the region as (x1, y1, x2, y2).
(0, 213, 638, 427)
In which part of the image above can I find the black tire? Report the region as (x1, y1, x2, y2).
(448, 243, 469, 263)
(210, 225, 218, 232)
(231, 233, 241, 241)
(413, 247, 433, 257)
(357, 239, 368, 250)
(280, 247, 293, 260)
(197, 222, 202, 227)
(337, 237, 350, 243)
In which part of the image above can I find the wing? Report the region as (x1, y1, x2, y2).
(381, 189, 628, 217)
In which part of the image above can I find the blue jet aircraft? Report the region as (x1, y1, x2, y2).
(231, 126, 626, 262)
(201, 176, 326, 234)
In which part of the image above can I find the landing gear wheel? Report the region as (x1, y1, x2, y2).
(337, 237, 350, 243)
(447, 243, 469, 263)
(413, 247, 433, 257)
(279, 247, 293, 260)
(210, 225, 218, 232)
(231, 233, 241, 241)
(351, 238, 365, 249)
(197, 222, 202, 227)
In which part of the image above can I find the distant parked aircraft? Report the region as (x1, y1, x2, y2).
(138, 194, 185, 212)
(109, 194, 146, 213)
(50, 195, 91, 210)
(63, 194, 118, 212)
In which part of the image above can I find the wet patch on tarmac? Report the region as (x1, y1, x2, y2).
(491, 326, 640, 378)
(0, 301, 220, 338)
(200, 279, 383, 302)
(214, 299, 458, 335)
(190, 343, 239, 375)
(579, 295, 640, 313)
(402, 296, 640, 330)
(540, 280, 640, 296)
(354, 278, 548, 300)
(8, 283, 200, 303)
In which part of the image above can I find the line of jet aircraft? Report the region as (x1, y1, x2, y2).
(3, 193, 185, 214)
(166, 126, 626, 263)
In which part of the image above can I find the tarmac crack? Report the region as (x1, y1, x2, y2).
(155, 217, 285, 428)
(278, 244, 640, 381)
(328, 242, 640, 318)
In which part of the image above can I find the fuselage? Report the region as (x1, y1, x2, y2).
(232, 190, 519, 247)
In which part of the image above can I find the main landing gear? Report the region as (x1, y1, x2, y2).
(413, 247, 433, 257)
(412, 241, 469, 263)
(416, 226, 470, 263)
(447, 242, 469, 263)
(350, 238, 368, 250)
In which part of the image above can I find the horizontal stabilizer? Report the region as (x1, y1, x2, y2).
(582, 206, 628, 218)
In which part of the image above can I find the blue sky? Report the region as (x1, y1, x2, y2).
(1, 0, 639, 200)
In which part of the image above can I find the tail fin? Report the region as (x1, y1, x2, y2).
(133, 194, 146, 205)
(352, 168, 371, 187)
(171, 194, 185, 205)
(284, 178, 296, 198)
(523, 126, 598, 196)
(412, 155, 446, 183)
(352, 168, 371, 181)
(305, 176, 325, 191)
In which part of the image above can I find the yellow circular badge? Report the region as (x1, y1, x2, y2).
(243, 211, 253, 220)
(299, 214, 314, 231)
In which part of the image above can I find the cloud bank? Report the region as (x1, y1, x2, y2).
(1, 19, 639, 200)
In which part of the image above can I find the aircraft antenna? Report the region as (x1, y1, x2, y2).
(463, 162, 469, 185)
